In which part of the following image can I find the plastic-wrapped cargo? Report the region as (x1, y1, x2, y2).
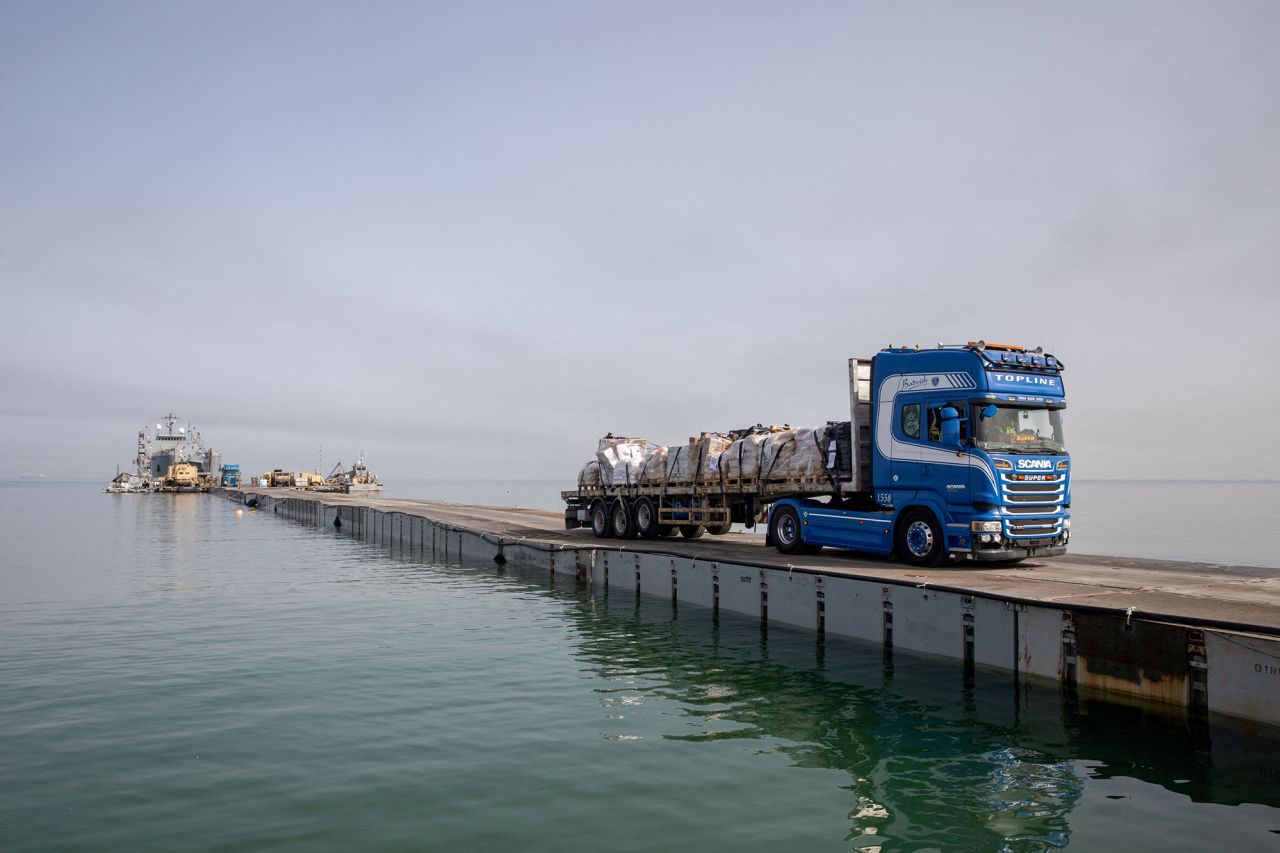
(596, 435, 648, 488)
(824, 421, 853, 479)
(697, 433, 734, 483)
(718, 425, 793, 486)
(578, 460, 601, 488)
(664, 433, 732, 485)
(721, 432, 768, 484)
(580, 424, 837, 493)
(759, 427, 827, 483)
(634, 445, 669, 486)
(663, 444, 689, 484)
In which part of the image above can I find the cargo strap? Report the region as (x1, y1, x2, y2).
(694, 441, 707, 493)
(760, 435, 795, 491)
(662, 446, 682, 498)
(637, 454, 652, 486)
(718, 446, 732, 494)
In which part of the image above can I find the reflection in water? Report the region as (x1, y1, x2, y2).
(313, 499, 1280, 850)
(551, 581, 1280, 852)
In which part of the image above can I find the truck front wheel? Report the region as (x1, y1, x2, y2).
(679, 524, 705, 539)
(770, 506, 803, 555)
(897, 510, 944, 567)
(590, 500, 611, 538)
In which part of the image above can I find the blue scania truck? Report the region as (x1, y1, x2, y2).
(768, 341, 1069, 566)
(564, 341, 1070, 566)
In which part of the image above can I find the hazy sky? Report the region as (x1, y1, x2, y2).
(3, 1, 1277, 482)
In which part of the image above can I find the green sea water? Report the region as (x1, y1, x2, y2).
(3, 483, 1280, 852)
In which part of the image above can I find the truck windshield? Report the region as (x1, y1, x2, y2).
(972, 404, 1066, 455)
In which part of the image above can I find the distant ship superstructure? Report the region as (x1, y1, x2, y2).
(324, 452, 383, 493)
(105, 414, 222, 493)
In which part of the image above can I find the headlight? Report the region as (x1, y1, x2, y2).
(1057, 460, 1069, 470)
(994, 460, 1012, 470)
(971, 520, 1002, 533)
(1063, 518, 1071, 529)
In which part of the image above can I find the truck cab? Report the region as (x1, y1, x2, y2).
(770, 342, 1070, 565)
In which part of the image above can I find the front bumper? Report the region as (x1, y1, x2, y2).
(971, 543, 1068, 561)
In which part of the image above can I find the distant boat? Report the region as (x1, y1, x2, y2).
(323, 452, 383, 493)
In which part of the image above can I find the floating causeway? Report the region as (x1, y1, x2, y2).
(216, 486, 1280, 730)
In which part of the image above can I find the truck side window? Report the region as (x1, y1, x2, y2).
(926, 404, 967, 443)
(901, 403, 921, 439)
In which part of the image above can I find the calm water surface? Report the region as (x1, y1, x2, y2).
(3, 482, 1280, 852)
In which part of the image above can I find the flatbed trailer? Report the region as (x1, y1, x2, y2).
(564, 359, 872, 541)
(562, 477, 844, 537)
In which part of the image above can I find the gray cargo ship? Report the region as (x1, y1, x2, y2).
(105, 414, 223, 493)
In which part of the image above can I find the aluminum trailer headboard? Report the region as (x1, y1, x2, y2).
(848, 357, 873, 494)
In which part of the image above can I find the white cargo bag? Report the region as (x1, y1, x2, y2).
(596, 436, 648, 488)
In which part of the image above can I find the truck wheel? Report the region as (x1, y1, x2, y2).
(656, 525, 677, 537)
(770, 506, 803, 555)
(590, 500, 611, 538)
(679, 524, 705, 539)
(897, 510, 944, 567)
(634, 497, 660, 539)
(706, 522, 732, 536)
(611, 499, 638, 539)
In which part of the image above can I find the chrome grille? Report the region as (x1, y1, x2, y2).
(1000, 472, 1066, 514)
(1004, 481, 1064, 492)
(1006, 516, 1062, 537)
(1006, 493, 1064, 503)
(1008, 516, 1058, 529)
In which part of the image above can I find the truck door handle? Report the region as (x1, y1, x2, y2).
(922, 464, 931, 475)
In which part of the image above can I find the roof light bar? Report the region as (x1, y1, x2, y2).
(969, 341, 1026, 352)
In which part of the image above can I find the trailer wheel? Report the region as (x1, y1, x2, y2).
(897, 509, 944, 567)
(634, 497, 660, 539)
(590, 500, 611, 538)
(770, 506, 803, 555)
(706, 522, 732, 536)
(656, 525, 677, 537)
(611, 498, 638, 539)
(679, 524, 705, 539)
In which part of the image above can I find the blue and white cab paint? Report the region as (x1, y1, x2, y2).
(769, 342, 1070, 566)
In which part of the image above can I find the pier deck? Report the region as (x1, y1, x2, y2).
(220, 487, 1280, 728)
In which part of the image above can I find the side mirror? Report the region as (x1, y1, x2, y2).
(980, 404, 998, 419)
(940, 406, 959, 421)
